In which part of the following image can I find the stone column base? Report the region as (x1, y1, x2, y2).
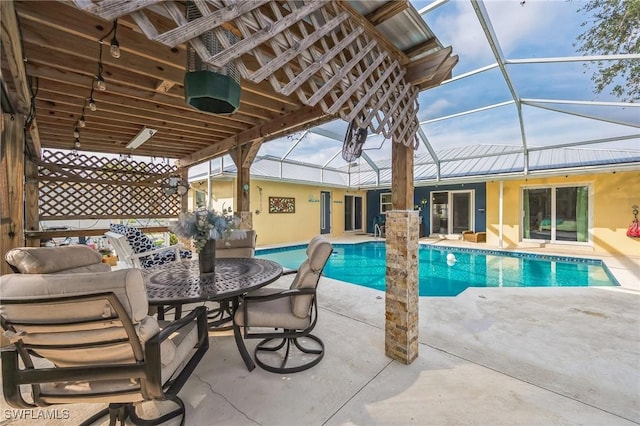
(384, 210, 420, 364)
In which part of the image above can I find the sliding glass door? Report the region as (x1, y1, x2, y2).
(523, 185, 590, 243)
(431, 191, 473, 235)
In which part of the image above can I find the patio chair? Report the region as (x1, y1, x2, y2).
(233, 235, 333, 373)
(215, 230, 257, 258)
(106, 224, 191, 268)
(0, 268, 209, 426)
(200, 230, 258, 329)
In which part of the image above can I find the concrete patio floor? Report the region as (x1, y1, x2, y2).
(3, 237, 639, 425)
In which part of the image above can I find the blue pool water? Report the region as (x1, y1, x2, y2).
(255, 242, 618, 297)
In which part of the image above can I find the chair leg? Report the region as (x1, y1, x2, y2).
(79, 397, 185, 426)
(207, 300, 233, 330)
(254, 334, 325, 374)
(128, 396, 186, 426)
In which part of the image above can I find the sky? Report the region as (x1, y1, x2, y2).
(256, 0, 639, 169)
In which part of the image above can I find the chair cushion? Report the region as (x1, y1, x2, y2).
(216, 247, 254, 258)
(34, 318, 194, 405)
(234, 297, 311, 330)
(0, 269, 149, 323)
(124, 227, 155, 254)
(5, 246, 105, 274)
(109, 223, 128, 235)
(216, 230, 255, 258)
(290, 237, 332, 318)
(139, 249, 191, 268)
(158, 320, 199, 384)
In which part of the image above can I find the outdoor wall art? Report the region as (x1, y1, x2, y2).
(269, 197, 295, 213)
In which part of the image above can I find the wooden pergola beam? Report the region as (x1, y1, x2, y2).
(178, 105, 333, 168)
(0, 0, 41, 158)
(365, 1, 409, 26)
(404, 37, 439, 59)
(405, 46, 453, 86)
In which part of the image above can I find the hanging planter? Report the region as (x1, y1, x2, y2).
(184, 2, 240, 114)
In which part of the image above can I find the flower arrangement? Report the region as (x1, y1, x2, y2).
(170, 206, 245, 252)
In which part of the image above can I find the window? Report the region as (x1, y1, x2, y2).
(380, 193, 392, 213)
(523, 185, 590, 243)
(194, 190, 207, 208)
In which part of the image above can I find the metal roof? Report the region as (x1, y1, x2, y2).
(191, 144, 639, 187)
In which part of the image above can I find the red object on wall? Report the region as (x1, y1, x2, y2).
(627, 207, 640, 238)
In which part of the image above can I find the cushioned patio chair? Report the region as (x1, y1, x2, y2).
(215, 230, 257, 258)
(234, 235, 333, 373)
(199, 230, 259, 329)
(107, 224, 192, 268)
(0, 268, 209, 426)
(5, 245, 111, 274)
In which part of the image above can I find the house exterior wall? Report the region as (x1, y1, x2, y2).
(486, 170, 640, 256)
(366, 183, 487, 235)
(200, 179, 366, 246)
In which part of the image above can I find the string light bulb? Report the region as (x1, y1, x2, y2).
(73, 127, 80, 138)
(110, 19, 120, 59)
(78, 115, 86, 127)
(88, 97, 97, 111)
(96, 74, 106, 91)
(110, 37, 120, 59)
(74, 138, 81, 150)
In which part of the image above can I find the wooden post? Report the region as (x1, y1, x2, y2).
(25, 159, 40, 247)
(179, 167, 189, 212)
(229, 140, 262, 230)
(385, 140, 419, 364)
(1, 114, 26, 274)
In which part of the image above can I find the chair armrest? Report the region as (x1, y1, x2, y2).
(130, 243, 183, 260)
(243, 287, 315, 303)
(143, 306, 209, 398)
(154, 306, 207, 343)
(282, 269, 297, 276)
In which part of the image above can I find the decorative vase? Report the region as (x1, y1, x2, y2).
(198, 239, 216, 274)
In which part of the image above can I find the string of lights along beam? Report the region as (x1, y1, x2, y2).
(72, 19, 121, 153)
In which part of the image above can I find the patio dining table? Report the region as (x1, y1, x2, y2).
(142, 257, 283, 371)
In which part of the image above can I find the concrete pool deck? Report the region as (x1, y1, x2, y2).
(3, 236, 638, 425)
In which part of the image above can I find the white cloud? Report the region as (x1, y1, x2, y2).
(419, 98, 455, 120)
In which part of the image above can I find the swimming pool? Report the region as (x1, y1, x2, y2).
(255, 242, 619, 297)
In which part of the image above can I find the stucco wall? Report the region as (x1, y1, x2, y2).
(205, 179, 366, 246)
(486, 171, 640, 256)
